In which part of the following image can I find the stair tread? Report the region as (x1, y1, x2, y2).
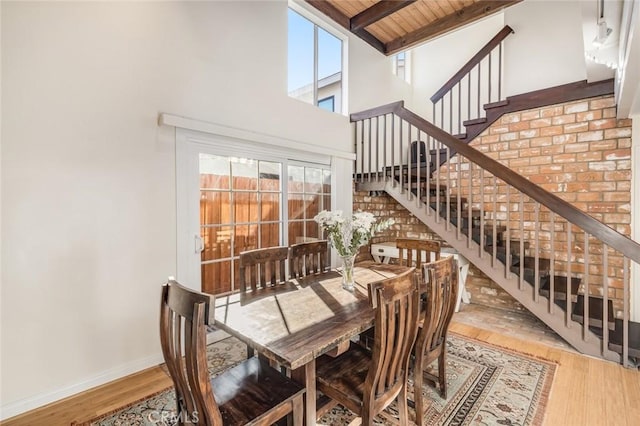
(463, 117, 487, 126)
(513, 256, 551, 270)
(428, 148, 448, 155)
(484, 99, 509, 110)
(434, 207, 481, 219)
(486, 240, 530, 251)
(453, 132, 467, 139)
(389, 164, 436, 180)
(423, 196, 468, 204)
(571, 295, 615, 330)
(608, 319, 640, 358)
(539, 275, 581, 300)
(470, 224, 507, 233)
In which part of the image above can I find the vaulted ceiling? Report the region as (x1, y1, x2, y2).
(304, 0, 523, 55)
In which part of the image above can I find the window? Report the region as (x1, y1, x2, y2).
(393, 51, 411, 83)
(287, 165, 331, 246)
(288, 8, 343, 113)
(317, 96, 335, 112)
(199, 155, 284, 294)
(180, 139, 332, 295)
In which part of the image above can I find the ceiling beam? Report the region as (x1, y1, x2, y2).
(305, 0, 386, 54)
(385, 0, 523, 55)
(305, 0, 350, 28)
(350, 0, 417, 31)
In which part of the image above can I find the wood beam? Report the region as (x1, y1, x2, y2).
(304, 0, 386, 54)
(350, 0, 417, 31)
(353, 29, 387, 54)
(305, 0, 350, 29)
(385, 0, 523, 55)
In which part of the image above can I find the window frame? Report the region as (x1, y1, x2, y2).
(288, 1, 349, 115)
(317, 95, 335, 112)
(393, 50, 411, 84)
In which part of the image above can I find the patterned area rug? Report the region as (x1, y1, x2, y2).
(89, 334, 555, 426)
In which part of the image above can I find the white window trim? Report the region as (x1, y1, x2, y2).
(289, 0, 349, 115)
(160, 113, 354, 161)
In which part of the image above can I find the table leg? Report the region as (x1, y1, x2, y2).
(292, 359, 317, 426)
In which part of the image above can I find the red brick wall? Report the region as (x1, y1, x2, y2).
(472, 95, 631, 235)
(354, 188, 531, 313)
(356, 94, 633, 316)
(466, 95, 631, 314)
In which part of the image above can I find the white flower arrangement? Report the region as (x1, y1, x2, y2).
(314, 210, 395, 257)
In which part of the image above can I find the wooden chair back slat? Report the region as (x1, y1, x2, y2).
(239, 246, 289, 293)
(289, 240, 329, 279)
(396, 238, 441, 272)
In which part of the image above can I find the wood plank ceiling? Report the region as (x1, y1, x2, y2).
(305, 0, 522, 55)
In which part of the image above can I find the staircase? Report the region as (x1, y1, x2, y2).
(351, 98, 640, 366)
(349, 25, 640, 366)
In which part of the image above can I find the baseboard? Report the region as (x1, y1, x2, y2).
(0, 353, 165, 421)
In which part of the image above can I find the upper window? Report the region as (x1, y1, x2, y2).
(288, 8, 343, 113)
(393, 51, 411, 83)
(317, 96, 335, 112)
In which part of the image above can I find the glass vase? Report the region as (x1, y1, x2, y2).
(340, 254, 357, 291)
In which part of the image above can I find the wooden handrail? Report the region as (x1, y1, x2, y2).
(349, 101, 404, 121)
(350, 104, 640, 265)
(430, 25, 514, 103)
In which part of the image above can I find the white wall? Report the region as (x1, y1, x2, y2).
(349, 39, 414, 112)
(0, 0, 400, 418)
(503, 1, 587, 96)
(410, 13, 504, 119)
(407, 1, 592, 117)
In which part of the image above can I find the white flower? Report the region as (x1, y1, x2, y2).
(313, 210, 394, 257)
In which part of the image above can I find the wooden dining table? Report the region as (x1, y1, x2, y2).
(212, 260, 410, 426)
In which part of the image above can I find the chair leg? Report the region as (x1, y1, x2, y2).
(362, 403, 376, 426)
(414, 356, 426, 426)
(247, 345, 255, 359)
(438, 350, 447, 399)
(397, 384, 410, 426)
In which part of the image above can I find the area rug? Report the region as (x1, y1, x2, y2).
(89, 334, 555, 426)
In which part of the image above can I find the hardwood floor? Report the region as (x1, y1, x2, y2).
(2, 310, 639, 426)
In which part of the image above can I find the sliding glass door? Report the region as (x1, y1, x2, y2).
(177, 130, 331, 295)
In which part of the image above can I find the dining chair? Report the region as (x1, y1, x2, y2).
(160, 279, 305, 426)
(396, 238, 441, 272)
(239, 246, 289, 359)
(412, 256, 459, 426)
(315, 268, 420, 426)
(289, 240, 329, 279)
(238, 246, 289, 293)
